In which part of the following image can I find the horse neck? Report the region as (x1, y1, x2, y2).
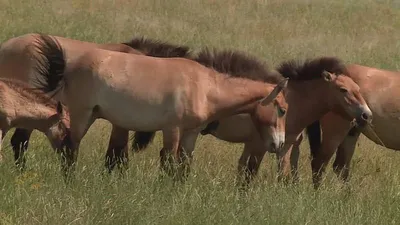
(286, 80, 331, 133)
(12, 102, 57, 132)
(206, 72, 269, 120)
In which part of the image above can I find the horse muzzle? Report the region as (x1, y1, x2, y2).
(356, 105, 373, 127)
(268, 141, 285, 153)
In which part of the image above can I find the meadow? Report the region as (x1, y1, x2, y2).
(1, 0, 400, 224)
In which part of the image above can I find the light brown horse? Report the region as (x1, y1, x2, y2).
(31, 34, 288, 180)
(0, 78, 68, 164)
(0, 33, 191, 170)
(133, 49, 288, 183)
(133, 56, 374, 185)
(306, 63, 400, 188)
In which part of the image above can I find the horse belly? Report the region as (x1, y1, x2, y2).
(96, 92, 179, 131)
(362, 115, 400, 150)
(213, 114, 256, 143)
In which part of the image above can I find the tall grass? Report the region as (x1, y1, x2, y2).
(1, 0, 400, 224)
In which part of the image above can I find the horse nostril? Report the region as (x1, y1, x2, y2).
(269, 143, 277, 152)
(361, 112, 369, 121)
(279, 142, 284, 149)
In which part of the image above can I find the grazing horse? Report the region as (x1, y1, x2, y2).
(0, 33, 192, 170)
(0, 78, 68, 164)
(132, 55, 373, 185)
(306, 64, 400, 188)
(30, 34, 288, 180)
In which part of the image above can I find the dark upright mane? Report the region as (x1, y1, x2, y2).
(122, 37, 192, 58)
(193, 48, 283, 84)
(277, 57, 348, 81)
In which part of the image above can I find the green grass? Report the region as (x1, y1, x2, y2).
(1, 0, 400, 224)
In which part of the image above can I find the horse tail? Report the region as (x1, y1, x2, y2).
(306, 121, 322, 158)
(131, 131, 156, 152)
(31, 34, 66, 96)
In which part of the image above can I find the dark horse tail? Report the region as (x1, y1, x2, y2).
(126, 37, 193, 152)
(31, 34, 66, 96)
(132, 131, 157, 152)
(306, 121, 322, 158)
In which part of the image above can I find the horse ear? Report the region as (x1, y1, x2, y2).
(260, 78, 288, 106)
(56, 101, 63, 115)
(322, 71, 334, 82)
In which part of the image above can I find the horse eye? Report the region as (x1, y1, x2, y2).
(339, 88, 348, 93)
(278, 107, 286, 116)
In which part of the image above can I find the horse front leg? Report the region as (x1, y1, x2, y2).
(61, 111, 96, 182)
(105, 124, 129, 173)
(333, 128, 361, 183)
(160, 127, 181, 180)
(0, 128, 9, 162)
(276, 134, 298, 184)
(178, 129, 200, 179)
(237, 137, 267, 188)
(311, 113, 352, 189)
(10, 128, 33, 170)
(290, 133, 303, 184)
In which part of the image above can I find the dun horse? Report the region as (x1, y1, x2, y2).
(133, 49, 288, 183)
(0, 78, 68, 165)
(0, 33, 191, 170)
(31, 34, 288, 180)
(133, 55, 373, 184)
(307, 63, 400, 188)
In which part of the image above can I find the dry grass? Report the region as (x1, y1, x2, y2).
(1, 0, 400, 224)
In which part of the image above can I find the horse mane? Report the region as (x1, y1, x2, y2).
(193, 48, 283, 84)
(277, 56, 348, 81)
(122, 37, 192, 58)
(0, 77, 59, 110)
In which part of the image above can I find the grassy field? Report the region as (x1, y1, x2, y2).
(1, 0, 400, 224)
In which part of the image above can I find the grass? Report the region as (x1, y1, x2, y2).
(1, 0, 400, 224)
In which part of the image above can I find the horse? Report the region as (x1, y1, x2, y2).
(0, 33, 192, 170)
(30, 34, 288, 180)
(134, 49, 289, 182)
(0, 78, 68, 164)
(132, 55, 373, 185)
(306, 63, 400, 188)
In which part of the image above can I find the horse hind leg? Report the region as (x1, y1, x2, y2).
(105, 125, 129, 174)
(11, 128, 33, 170)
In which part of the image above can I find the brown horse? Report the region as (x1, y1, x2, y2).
(306, 63, 400, 188)
(0, 78, 68, 164)
(30, 34, 288, 180)
(133, 56, 373, 185)
(0, 33, 191, 170)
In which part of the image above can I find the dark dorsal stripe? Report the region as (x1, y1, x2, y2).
(122, 37, 192, 58)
